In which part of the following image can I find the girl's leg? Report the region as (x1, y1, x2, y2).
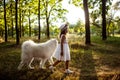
(65, 60, 69, 69)
(65, 60, 73, 73)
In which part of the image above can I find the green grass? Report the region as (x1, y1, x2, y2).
(0, 36, 120, 80)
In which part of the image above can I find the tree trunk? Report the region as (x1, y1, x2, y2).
(11, 20, 14, 38)
(46, 17, 50, 39)
(45, 1, 50, 39)
(38, 0, 41, 40)
(15, 0, 20, 45)
(22, 10, 24, 37)
(102, 0, 107, 40)
(19, 8, 22, 38)
(22, 16, 24, 37)
(83, 0, 91, 44)
(4, 0, 7, 42)
(10, 3, 14, 38)
(28, 8, 31, 37)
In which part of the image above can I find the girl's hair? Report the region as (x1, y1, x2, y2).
(59, 24, 68, 38)
(59, 29, 66, 38)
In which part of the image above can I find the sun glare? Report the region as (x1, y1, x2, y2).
(62, 0, 85, 24)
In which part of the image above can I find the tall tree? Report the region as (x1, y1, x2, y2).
(45, 0, 49, 38)
(10, 3, 14, 38)
(4, 0, 7, 42)
(41, 0, 64, 39)
(28, 6, 31, 37)
(102, 0, 107, 40)
(72, 0, 91, 44)
(21, 10, 25, 37)
(88, 0, 112, 38)
(19, 0, 22, 38)
(106, 0, 120, 36)
(83, 0, 91, 44)
(38, 0, 41, 40)
(15, 0, 19, 45)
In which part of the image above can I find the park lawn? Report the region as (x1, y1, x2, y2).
(0, 36, 120, 80)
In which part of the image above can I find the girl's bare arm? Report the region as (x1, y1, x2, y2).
(61, 35, 65, 56)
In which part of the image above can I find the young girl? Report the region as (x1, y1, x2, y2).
(49, 22, 73, 74)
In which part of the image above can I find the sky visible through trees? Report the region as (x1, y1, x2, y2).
(61, 0, 120, 25)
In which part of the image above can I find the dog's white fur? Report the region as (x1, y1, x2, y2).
(18, 39, 58, 70)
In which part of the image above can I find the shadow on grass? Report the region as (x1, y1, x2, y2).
(61, 73, 68, 80)
(79, 46, 98, 80)
(70, 43, 98, 79)
(0, 69, 53, 80)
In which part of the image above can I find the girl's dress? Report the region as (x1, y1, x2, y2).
(53, 35, 71, 61)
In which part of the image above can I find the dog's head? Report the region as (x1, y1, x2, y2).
(51, 39, 58, 46)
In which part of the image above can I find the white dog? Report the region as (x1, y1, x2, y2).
(18, 39, 58, 70)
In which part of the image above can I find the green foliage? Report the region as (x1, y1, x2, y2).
(89, 0, 113, 27)
(0, 0, 69, 38)
(113, 0, 120, 10)
(49, 26, 59, 36)
(40, 0, 68, 24)
(0, 2, 4, 36)
(72, 20, 85, 35)
(91, 25, 102, 36)
(72, 0, 82, 7)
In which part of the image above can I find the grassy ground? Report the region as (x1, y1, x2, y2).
(0, 36, 120, 80)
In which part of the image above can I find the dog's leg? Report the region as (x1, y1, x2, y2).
(18, 61, 25, 70)
(28, 58, 34, 69)
(48, 57, 54, 65)
(40, 59, 47, 69)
